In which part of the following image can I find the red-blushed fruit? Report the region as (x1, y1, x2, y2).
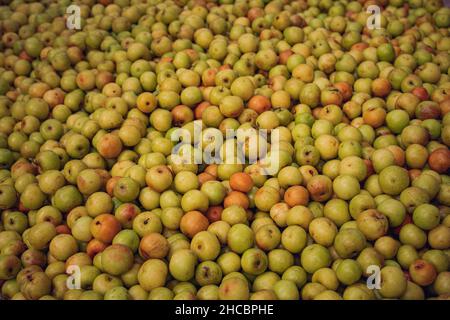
(172, 105, 194, 126)
(160, 56, 172, 63)
(198, 172, 215, 185)
(284, 186, 309, 207)
(363, 107, 386, 128)
(206, 206, 223, 223)
(351, 42, 369, 51)
(428, 148, 450, 173)
(115, 203, 140, 227)
(229, 172, 254, 193)
(19, 50, 32, 61)
(411, 87, 429, 101)
(408, 169, 422, 182)
(43, 89, 65, 108)
(202, 68, 217, 86)
(86, 238, 107, 258)
(180, 211, 209, 238)
(139, 233, 169, 259)
(416, 102, 441, 120)
(12, 160, 37, 177)
(184, 49, 199, 62)
(307, 175, 332, 202)
(204, 165, 218, 179)
(106, 176, 121, 196)
(334, 82, 353, 101)
(248, 7, 264, 21)
(409, 259, 437, 286)
(394, 214, 413, 235)
(371, 78, 391, 97)
(364, 159, 375, 178)
(90, 214, 122, 244)
(218, 277, 250, 300)
(386, 145, 406, 167)
(55, 225, 71, 234)
(95, 70, 113, 90)
(194, 101, 211, 119)
(97, 134, 123, 159)
(224, 191, 250, 209)
(6, 91, 19, 102)
(321, 87, 343, 106)
(18, 202, 29, 213)
(219, 64, 232, 71)
(279, 50, 293, 65)
(440, 99, 450, 115)
(312, 107, 322, 119)
(248, 95, 271, 114)
(291, 14, 306, 27)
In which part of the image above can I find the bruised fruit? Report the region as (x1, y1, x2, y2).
(409, 259, 437, 287)
(139, 233, 169, 260)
